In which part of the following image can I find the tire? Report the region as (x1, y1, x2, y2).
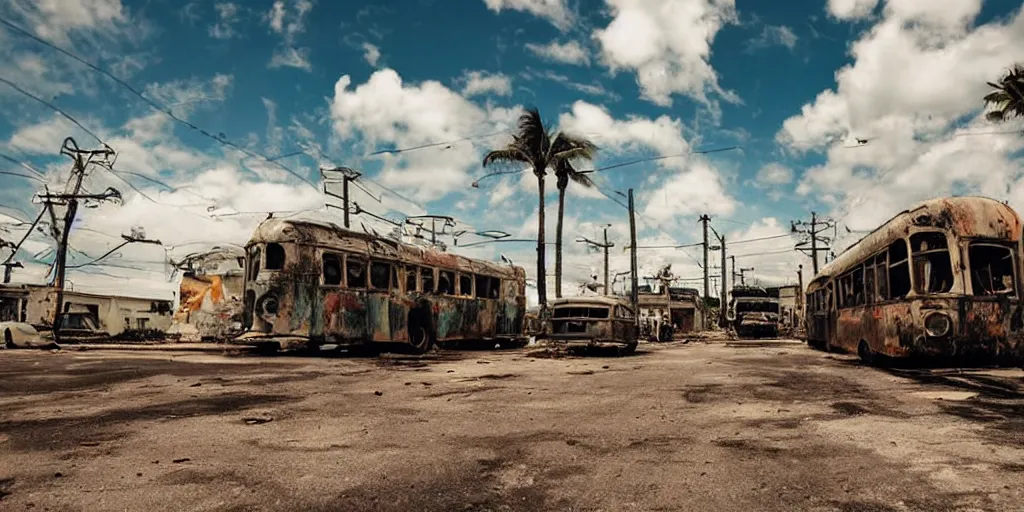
(408, 324, 432, 354)
(620, 343, 637, 356)
(858, 340, 874, 365)
(4, 329, 13, 349)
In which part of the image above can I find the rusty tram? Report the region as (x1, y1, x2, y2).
(805, 197, 1024, 363)
(238, 218, 527, 352)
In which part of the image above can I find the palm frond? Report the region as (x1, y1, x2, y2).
(983, 91, 1010, 104)
(482, 147, 529, 167)
(568, 169, 594, 188)
(986, 110, 1007, 123)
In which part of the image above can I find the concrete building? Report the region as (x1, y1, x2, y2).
(637, 285, 705, 339)
(767, 285, 803, 331)
(1, 284, 174, 335)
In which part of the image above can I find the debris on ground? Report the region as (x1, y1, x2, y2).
(243, 415, 273, 425)
(172, 458, 190, 464)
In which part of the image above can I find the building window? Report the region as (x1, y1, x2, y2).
(265, 243, 285, 270)
(323, 254, 342, 286)
(370, 261, 391, 290)
(347, 257, 367, 288)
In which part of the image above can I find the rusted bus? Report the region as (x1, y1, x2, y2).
(238, 218, 527, 352)
(805, 196, 1024, 364)
(546, 296, 638, 353)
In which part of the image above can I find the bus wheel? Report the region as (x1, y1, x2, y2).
(4, 329, 13, 349)
(408, 325, 433, 354)
(858, 341, 874, 365)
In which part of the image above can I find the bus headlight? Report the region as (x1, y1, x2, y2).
(924, 312, 951, 337)
(258, 294, 279, 317)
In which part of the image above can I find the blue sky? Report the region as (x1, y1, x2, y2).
(1, 0, 1023, 302)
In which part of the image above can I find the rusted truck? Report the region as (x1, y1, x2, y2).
(805, 196, 1024, 364)
(727, 286, 780, 338)
(547, 296, 638, 354)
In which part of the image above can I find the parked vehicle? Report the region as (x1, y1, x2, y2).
(806, 196, 1024, 364)
(727, 286, 780, 338)
(1, 322, 58, 349)
(547, 296, 638, 354)
(238, 218, 528, 353)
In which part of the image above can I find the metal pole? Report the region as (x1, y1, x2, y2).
(700, 214, 710, 299)
(797, 264, 804, 329)
(628, 189, 638, 311)
(720, 235, 727, 327)
(342, 177, 350, 229)
(811, 211, 819, 275)
(603, 226, 610, 296)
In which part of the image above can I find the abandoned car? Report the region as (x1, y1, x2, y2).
(546, 296, 638, 354)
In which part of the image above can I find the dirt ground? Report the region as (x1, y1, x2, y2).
(1, 340, 1023, 512)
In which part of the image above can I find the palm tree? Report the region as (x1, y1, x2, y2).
(984, 64, 1024, 122)
(553, 159, 596, 298)
(482, 108, 597, 309)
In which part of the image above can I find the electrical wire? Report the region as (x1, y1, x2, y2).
(728, 233, 794, 245)
(0, 18, 318, 191)
(1, 208, 45, 264)
(731, 248, 795, 258)
(0, 76, 105, 144)
(366, 129, 510, 156)
(0, 170, 45, 183)
(0, 152, 47, 178)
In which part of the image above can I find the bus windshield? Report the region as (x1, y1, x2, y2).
(910, 232, 953, 294)
(970, 243, 1017, 296)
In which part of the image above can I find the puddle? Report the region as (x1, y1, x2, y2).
(912, 391, 978, 401)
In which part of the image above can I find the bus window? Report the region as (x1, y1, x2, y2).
(370, 261, 391, 289)
(249, 246, 261, 281)
(459, 274, 473, 297)
(265, 243, 285, 270)
(392, 266, 399, 290)
(438, 270, 455, 294)
(865, 263, 875, 304)
(969, 243, 1016, 296)
(475, 275, 489, 299)
(910, 232, 952, 294)
(421, 267, 435, 293)
(489, 277, 500, 299)
(347, 257, 367, 288)
(875, 255, 889, 300)
(889, 239, 911, 298)
(852, 267, 865, 306)
(406, 266, 418, 292)
(322, 254, 342, 286)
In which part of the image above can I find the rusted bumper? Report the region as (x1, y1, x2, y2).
(549, 337, 634, 348)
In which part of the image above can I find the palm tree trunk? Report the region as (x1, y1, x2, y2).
(536, 173, 547, 310)
(555, 184, 566, 299)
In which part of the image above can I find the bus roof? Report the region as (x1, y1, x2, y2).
(808, 196, 1021, 291)
(248, 218, 525, 280)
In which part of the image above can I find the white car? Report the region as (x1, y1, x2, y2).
(0, 322, 58, 349)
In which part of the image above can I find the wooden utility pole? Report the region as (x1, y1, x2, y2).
(719, 235, 727, 327)
(575, 225, 614, 295)
(628, 189, 638, 311)
(797, 264, 805, 328)
(45, 139, 120, 341)
(699, 214, 710, 300)
(322, 167, 361, 229)
(792, 212, 835, 275)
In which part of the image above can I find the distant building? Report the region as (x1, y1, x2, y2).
(766, 285, 803, 331)
(0, 284, 173, 335)
(637, 285, 705, 339)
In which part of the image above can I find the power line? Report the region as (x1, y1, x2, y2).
(0, 152, 47, 178)
(732, 248, 795, 258)
(366, 129, 510, 156)
(728, 233, 793, 245)
(0, 76, 105, 144)
(0, 17, 318, 191)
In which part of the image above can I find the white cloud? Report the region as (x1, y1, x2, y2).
(558, 101, 690, 164)
(459, 70, 513, 97)
(209, 2, 242, 39)
(525, 40, 590, 65)
(264, 0, 315, 71)
(747, 25, 798, 51)
(725, 218, 805, 288)
(4, 0, 132, 45)
(755, 163, 794, 186)
(522, 69, 619, 101)
(143, 73, 233, 118)
(330, 69, 519, 202)
(779, 1, 1024, 235)
(827, 0, 879, 20)
(268, 46, 312, 71)
(642, 162, 735, 222)
(482, 0, 574, 30)
(362, 42, 381, 67)
(592, 0, 740, 109)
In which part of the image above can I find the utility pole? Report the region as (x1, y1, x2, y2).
(43, 139, 120, 341)
(797, 264, 805, 328)
(792, 212, 836, 275)
(739, 267, 754, 286)
(3, 262, 22, 283)
(322, 167, 361, 229)
(719, 235, 726, 327)
(699, 214, 710, 300)
(730, 255, 737, 285)
(575, 225, 614, 295)
(628, 189, 638, 311)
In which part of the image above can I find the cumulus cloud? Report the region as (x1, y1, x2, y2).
(330, 69, 519, 201)
(827, 0, 879, 20)
(482, 0, 574, 30)
(592, 0, 740, 109)
(755, 163, 794, 186)
(524, 40, 590, 65)
(778, 0, 1024, 233)
(458, 70, 513, 97)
